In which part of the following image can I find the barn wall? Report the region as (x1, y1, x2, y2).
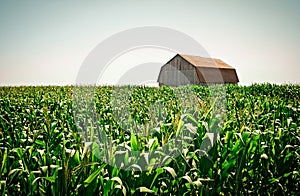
(197, 67, 224, 83)
(221, 69, 239, 83)
(197, 67, 239, 84)
(158, 55, 200, 86)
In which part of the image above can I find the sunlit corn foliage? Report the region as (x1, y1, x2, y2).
(0, 84, 299, 195)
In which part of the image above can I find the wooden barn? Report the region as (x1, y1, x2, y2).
(157, 54, 239, 86)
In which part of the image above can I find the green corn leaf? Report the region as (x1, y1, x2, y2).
(0, 148, 7, 176)
(130, 133, 138, 151)
(84, 164, 107, 187)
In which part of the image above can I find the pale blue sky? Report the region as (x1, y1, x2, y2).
(0, 0, 299, 85)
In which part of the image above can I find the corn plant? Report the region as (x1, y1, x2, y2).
(0, 84, 299, 195)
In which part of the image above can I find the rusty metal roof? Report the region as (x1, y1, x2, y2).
(179, 54, 234, 69)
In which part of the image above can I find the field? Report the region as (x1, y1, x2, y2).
(0, 84, 299, 195)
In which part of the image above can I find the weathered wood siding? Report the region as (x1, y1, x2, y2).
(196, 68, 239, 84)
(158, 55, 199, 86)
(196, 67, 224, 83)
(221, 69, 239, 83)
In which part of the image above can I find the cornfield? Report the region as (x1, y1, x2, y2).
(0, 84, 299, 195)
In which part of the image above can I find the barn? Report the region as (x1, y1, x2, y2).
(157, 54, 239, 86)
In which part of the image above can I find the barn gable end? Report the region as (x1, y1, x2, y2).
(158, 54, 200, 86)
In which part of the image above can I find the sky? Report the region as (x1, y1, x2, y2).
(0, 0, 300, 86)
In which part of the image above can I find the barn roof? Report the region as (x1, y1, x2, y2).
(179, 54, 234, 69)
